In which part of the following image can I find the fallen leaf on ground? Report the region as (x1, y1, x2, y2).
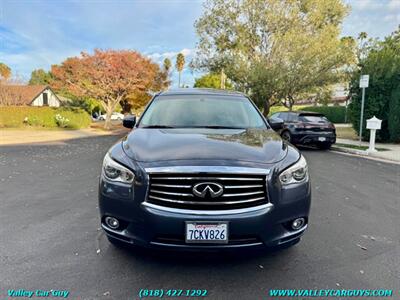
(356, 244, 367, 251)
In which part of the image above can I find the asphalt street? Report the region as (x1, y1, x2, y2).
(0, 135, 399, 300)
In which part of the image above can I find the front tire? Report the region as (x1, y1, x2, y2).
(281, 130, 292, 142)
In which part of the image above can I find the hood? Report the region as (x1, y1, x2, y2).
(122, 128, 287, 164)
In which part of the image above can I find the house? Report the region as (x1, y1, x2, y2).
(0, 85, 61, 107)
(295, 84, 351, 107)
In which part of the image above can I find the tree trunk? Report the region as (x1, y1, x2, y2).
(220, 69, 226, 89)
(104, 108, 112, 130)
(104, 101, 115, 130)
(287, 95, 294, 111)
(178, 72, 181, 88)
(263, 100, 270, 117)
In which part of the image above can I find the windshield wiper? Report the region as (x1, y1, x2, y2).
(198, 125, 245, 129)
(141, 125, 176, 128)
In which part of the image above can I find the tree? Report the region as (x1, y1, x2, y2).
(29, 69, 53, 85)
(163, 58, 172, 73)
(0, 62, 11, 81)
(348, 27, 400, 142)
(175, 53, 185, 87)
(159, 58, 172, 90)
(52, 49, 162, 129)
(194, 73, 232, 89)
(192, 0, 354, 114)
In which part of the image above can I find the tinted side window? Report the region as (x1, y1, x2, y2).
(279, 113, 287, 121)
(288, 113, 298, 122)
(284, 113, 296, 122)
(270, 113, 281, 119)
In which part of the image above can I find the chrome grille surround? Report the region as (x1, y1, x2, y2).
(145, 166, 270, 211)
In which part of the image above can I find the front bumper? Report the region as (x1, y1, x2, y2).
(98, 172, 311, 251)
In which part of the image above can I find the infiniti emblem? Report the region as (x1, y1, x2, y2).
(192, 182, 224, 198)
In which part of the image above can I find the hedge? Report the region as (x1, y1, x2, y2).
(0, 106, 92, 129)
(269, 105, 348, 123)
(299, 106, 348, 123)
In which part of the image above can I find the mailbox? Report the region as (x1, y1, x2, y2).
(366, 116, 382, 130)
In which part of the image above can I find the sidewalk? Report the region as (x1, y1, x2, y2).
(333, 138, 400, 163)
(0, 127, 128, 145)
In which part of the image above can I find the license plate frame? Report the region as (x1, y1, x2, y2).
(185, 221, 229, 244)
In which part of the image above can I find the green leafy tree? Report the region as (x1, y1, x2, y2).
(29, 69, 53, 85)
(194, 73, 232, 89)
(349, 27, 400, 142)
(175, 53, 185, 87)
(192, 0, 355, 114)
(0, 62, 11, 80)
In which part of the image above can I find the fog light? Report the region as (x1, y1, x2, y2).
(105, 216, 120, 229)
(292, 218, 305, 230)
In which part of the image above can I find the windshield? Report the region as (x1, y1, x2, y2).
(139, 95, 267, 129)
(299, 115, 328, 123)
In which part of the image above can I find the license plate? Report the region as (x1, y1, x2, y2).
(185, 222, 228, 243)
(318, 137, 326, 141)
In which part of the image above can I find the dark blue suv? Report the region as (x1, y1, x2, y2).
(99, 89, 311, 251)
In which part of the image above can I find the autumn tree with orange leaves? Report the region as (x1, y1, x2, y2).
(52, 49, 168, 129)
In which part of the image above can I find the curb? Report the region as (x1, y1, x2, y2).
(330, 146, 400, 165)
(331, 146, 367, 156)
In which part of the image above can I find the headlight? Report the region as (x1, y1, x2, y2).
(279, 155, 308, 185)
(102, 152, 134, 184)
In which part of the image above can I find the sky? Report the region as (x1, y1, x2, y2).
(1, 0, 400, 87)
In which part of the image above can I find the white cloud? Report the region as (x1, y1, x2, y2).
(388, 0, 400, 10)
(147, 48, 193, 64)
(180, 48, 192, 56)
(384, 13, 400, 21)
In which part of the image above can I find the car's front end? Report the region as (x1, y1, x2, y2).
(98, 90, 311, 251)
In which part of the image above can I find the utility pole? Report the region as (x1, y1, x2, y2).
(359, 75, 369, 145)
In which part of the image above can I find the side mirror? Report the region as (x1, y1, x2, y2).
(122, 115, 136, 129)
(269, 117, 284, 131)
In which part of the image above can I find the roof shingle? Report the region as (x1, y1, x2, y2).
(0, 85, 48, 105)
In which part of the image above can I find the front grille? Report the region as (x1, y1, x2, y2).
(153, 234, 261, 246)
(147, 173, 268, 210)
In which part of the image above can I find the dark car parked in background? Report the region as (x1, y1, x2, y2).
(270, 111, 336, 149)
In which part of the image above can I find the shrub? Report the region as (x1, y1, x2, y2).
(268, 105, 307, 115)
(0, 106, 91, 129)
(54, 114, 70, 128)
(300, 106, 348, 123)
(268, 105, 348, 123)
(388, 85, 400, 142)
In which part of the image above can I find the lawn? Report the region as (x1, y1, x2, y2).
(335, 126, 358, 140)
(0, 106, 91, 129)
(335, 143, 389, 151)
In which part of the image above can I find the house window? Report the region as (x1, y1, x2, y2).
(43, 93, 48, 106)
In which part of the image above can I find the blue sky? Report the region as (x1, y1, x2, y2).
(1, 0, 399, 87)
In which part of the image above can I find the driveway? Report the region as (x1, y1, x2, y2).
(0, 135, 399, 299)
